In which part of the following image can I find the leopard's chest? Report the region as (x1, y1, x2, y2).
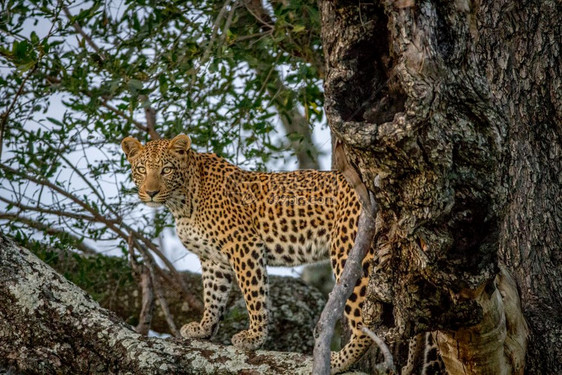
(175, 218, 226, 263)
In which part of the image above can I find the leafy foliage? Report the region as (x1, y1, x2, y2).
(0, 0, 324, 255)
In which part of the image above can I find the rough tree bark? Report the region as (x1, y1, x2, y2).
(0, 235, 315, 374)
(29, 246, 325, 354)
(320, 0, 560, 373)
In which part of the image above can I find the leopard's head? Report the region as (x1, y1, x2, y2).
(121, 134, 191, 207)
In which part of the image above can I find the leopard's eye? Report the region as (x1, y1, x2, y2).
(136, 166, 146, 174)
(162, 166, 173, 174)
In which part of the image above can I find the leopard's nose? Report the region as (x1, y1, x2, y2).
(146, 190, 160, 198)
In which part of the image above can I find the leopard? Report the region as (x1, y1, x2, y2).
(122, 134, 374, 374)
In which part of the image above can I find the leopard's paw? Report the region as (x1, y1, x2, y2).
(231, 329, 267, 350)
(180, 322, 212, 339)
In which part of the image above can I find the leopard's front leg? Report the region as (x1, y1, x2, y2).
(226, 241, 269, 350)
(180, 259, 233, 339)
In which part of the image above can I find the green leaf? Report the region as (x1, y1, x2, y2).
(127, 79, 143, 91)
(293, 25, 306, 33)
(46, 117, 63, 126)
(13, 40, 29, 58)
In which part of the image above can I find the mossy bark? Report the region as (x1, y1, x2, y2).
(23, 241, 325, 355)
(0, 235, 324, 373)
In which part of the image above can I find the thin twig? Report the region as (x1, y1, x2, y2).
(233, 31, 271, 42)
(62, 4, 106, 61)
(312, 195, 378, 374)
(220, 2, 237, 46)
(128, 235, 155, 335)
(0, 213, 97, 254)
(137, 245, 180, 337)
(361, 326, 396, 374)
(243, 0, 274, 29)
(57, 152, 118, 217)
(99, 98, 149, 133)
(0, 65, 38, 160)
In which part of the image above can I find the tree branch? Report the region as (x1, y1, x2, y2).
(0, 213, 97, 254)
(0, 163, 191, 300)
(128, 236, 155, 335)
(243, 0, 275, 30)
(361, 326, 396, 374)
(63, 5, 160, 139)
(0, 195, 98, 223)
(62, 4, 106, 61)
(0, 234, 312, 374)
(139, 95, 160, 140)
(138, 243, 180, 337)
(312, 196, 378, 374)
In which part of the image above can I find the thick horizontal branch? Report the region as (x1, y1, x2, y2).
(0, 234, 312, 374)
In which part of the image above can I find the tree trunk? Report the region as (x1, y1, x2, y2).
(319, 0, 560, 373)
(0, 235, 317, 374)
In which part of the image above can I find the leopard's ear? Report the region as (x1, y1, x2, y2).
(121, 137, 143, 159)
(168, 134, 191, 156)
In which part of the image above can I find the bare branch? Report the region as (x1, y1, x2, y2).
(361, 326, 396, 374)
(139, 95, 160, 140)
(243, 0, 274, 30)
(0, 195, 98, 223)
(57, 152, 118, 217)
(139, 246, 180, 337)
(128, 236, 155, 335)
(0, 213, 97, 254)
(312, 195, 378, 374)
